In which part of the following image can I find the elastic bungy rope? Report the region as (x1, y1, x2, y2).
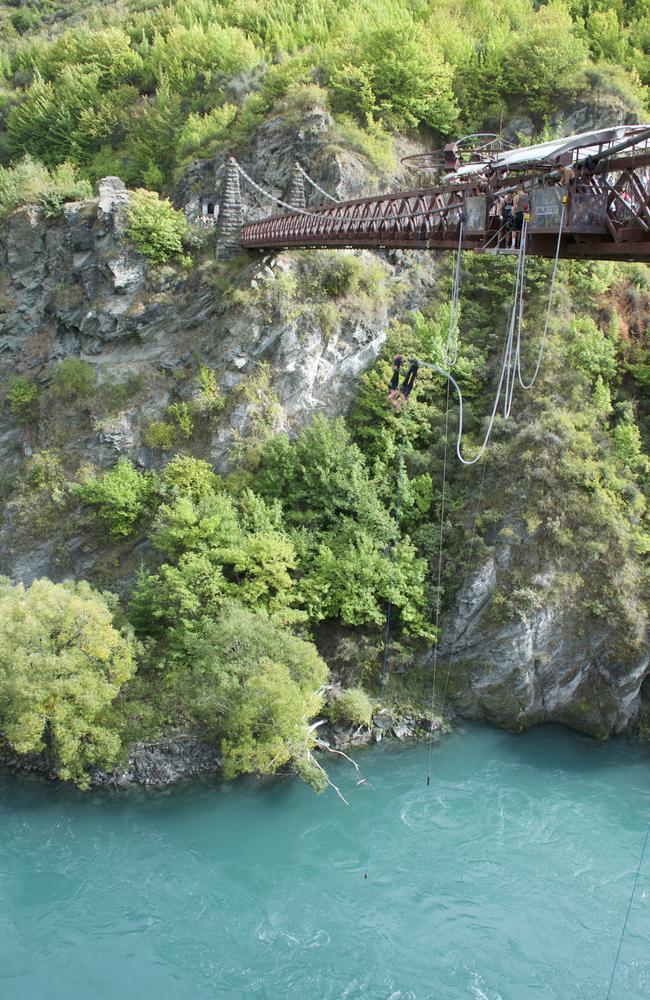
(437, 455, 489, 718)
(417, 235, 526, 466)
(605, 822, 650, 999)
(364, 293, 416, 879)
(503, 218, 529, 419)
(516, 202, 566, 389)
(295, 164, 340, 204)
(426, 369, 452, 784)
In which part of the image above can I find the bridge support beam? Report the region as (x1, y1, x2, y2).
(284, 162, 306, 212)
(215, 157, 243, 260)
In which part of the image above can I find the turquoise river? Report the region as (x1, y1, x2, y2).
(1, 723, 649, 999)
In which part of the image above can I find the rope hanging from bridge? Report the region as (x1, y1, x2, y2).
(419, 210, 565, 465)
(516, 202, 566, 390)
(445, 222, 464, 366)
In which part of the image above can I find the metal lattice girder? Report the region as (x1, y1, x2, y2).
(241, 155, 650, 262)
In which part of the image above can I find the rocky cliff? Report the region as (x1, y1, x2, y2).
(1, 110, 648, 749)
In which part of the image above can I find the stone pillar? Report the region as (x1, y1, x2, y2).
(215, 157, 243, 260)
(284, 161, 306, 212)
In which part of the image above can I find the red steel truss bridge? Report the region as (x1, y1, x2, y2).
(239, 126, 650, 263)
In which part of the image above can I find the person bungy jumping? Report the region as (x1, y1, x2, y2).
(388, 358, 420, 412)
(387, 354, 403, 407)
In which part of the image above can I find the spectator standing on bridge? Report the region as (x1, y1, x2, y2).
(558, 164, 575, 188)
(499, 193, 514, 248)
(512, 186, 529, 247)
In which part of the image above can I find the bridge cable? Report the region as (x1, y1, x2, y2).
(295, 164, 340, 204)
(605, 822, 650, 1000)
(235, 161, 315, 215)
(234, 159, 464, 227)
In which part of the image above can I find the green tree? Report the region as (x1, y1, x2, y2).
(328, 23, 458, 131)
(175, 601, 327, 781)
(7, 376, 38, 424)
(49, 358, 97, 401)
(0, 578, 137, 787)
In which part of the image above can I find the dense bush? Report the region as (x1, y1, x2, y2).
(75, 458, 156, 538)
(0, 157, 91, 220)
(0, 577, 137, 787)
(328, 687, 373, 727)
(49, 358, 97, 401)
(7, 376, 38, 423)
(124, 189, 189, 264)
(174, 601, 327, 781)
(0, 0, 647, 190)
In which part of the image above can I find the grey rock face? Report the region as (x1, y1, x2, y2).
(93, 737, 222, 788)
(0, 735, 221, 788)
(438, 553, 650, 738)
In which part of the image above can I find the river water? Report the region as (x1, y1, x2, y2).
(1, 723, 649, 1000)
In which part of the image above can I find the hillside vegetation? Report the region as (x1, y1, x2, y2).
(0, 0, 650, 787)
(0, 0, 648, 193)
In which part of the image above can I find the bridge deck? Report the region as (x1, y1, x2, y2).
(241, 142, 650, 263)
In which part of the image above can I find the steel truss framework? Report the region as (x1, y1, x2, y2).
(241, 134, 650, 263)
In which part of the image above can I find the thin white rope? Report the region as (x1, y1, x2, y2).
(445, 222, 464, 365)
(503, 218, 528, 419)
(295, 164, 340, 204)
(426, 370, 452, 783)
(438, 454, 488, 715)
(515, 203, 566, 389)
(417, 236, 525, 465)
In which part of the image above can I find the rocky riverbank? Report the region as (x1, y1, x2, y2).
(0, 709, 443, 789)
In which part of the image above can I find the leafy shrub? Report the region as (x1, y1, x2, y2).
(7, 376, 38, 423)
(189, 365, 225, 418)
(124, 188, 189, 264)
(320, 255, 363, 297)
(143, 402, 194, 450)
(0, 577, 137, 788)
(567, 317, 617, 383)
(0, 156, 91, 221)
(329, 687, 373, 727)
(327, 23, 457, 132)
(143, 420, 177, 451)
(160, 455, 218, 500)
(49, 358, 97, 401)
(166, 401, 193, 438)
(75, 458, 155, 538)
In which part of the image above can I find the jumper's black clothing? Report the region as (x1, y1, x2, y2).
(388, 355, 403, 392)
(401, 361, 419, 398)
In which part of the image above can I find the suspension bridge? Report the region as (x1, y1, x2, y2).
(210, 124, 650, 263)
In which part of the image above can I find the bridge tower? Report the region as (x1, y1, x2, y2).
(284, 162, 306, 212)
(215, 157, 243, 260)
